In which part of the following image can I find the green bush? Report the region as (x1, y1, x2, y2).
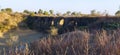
(103, 22, 120, 29)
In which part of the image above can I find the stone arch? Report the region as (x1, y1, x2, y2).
(53, 17, 65, 28)
(59, 19, 64, 26)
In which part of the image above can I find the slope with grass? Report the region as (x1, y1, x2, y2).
(0, 12, 25, 37)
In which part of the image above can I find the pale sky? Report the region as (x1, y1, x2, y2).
(0, 0, 120, 15)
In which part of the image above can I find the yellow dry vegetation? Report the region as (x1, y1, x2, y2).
(50, 27, 58, 36)
(0, 12, 24, 37)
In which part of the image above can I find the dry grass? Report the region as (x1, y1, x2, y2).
(0, 12, 24, 37)
(4, 29, 120, 55)
(50, 27, 58, 36)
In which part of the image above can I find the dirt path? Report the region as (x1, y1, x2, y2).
(0, 29, 48, 51)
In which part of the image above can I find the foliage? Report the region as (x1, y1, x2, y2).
(115, 10, 120, 16)
(1, 8, 12, 13)
(1, 9, 5, 12)
(43, 11, 49, 15)
(49, 10, 54, 15)
(38, 9, 43, 14)
(66, 11, 71, 15)
(50, 27, 58, 36)
(103, 22, 120, 29)
(30, 12, 35, 16)
(5, 8, 12, 13)
(23, 10, 30, 14)
(71, 12, 77, 16)
(56, 13, 61, 16)
(91, 10, 96, 16)
(0, 12, 24, 36)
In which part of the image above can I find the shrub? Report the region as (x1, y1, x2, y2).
(50, 27, 58, 36)
(0, 12, 25, 37)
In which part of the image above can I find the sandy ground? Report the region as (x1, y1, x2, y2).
(0, 29, 48, 51)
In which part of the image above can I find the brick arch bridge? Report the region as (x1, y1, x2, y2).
(25, 16, 120, 34)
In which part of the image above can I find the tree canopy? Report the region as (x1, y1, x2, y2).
(115, 10, 120, 16)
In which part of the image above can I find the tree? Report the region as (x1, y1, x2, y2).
(71, 12, 77, 16)
(63, 13, 67, 16)
(38, 9, 43, 14)
(115, 6, 120, 16)
(49, 10, 54, 15)
(43, 11, 49, 15)
(5, 8, 12, 13)
(97, 11, 100, 14)
(1, 8, 12, 13)
(77, 12, 82, 16)
(1, 9, 5, 12)
(30, 12, 35, 16)
(23, 10, 30, 14)
(115, 10, 120, 16)
(91, 10, 96, 16)
(66, 11, 71, 15)
(56, 13, 61, 16)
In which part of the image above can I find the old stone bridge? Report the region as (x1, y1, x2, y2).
(25, 16, 120, 34)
